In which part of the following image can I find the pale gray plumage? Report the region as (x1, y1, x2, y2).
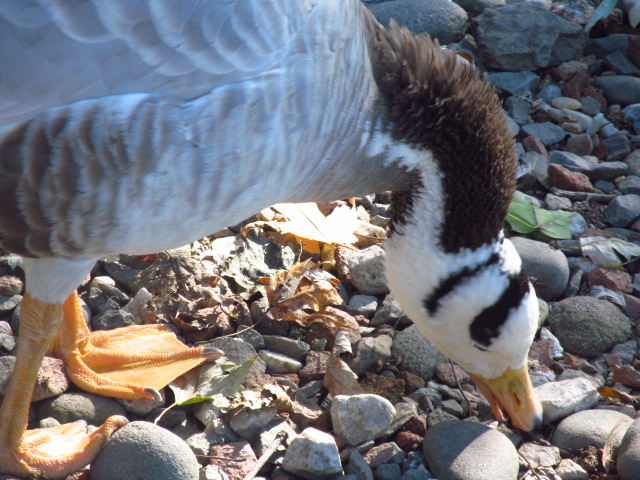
(0, 0, 409, 266)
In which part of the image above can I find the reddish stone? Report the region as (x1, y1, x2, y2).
(562, 352, 586, 369)
(208, 441, 257, 480)
(591, 143, 609, 160)
(628, 35, 640, 68)
(404, 414, 427, 436)
(562, 72, 589, 99)
(298, 350, 329, 383)
(434, 362, 470, 388)
(565, 133, 593, 155)
(395, 431, 423, 450)
(603, 353, 623, 369)
(587, 267, 633, 294)
(528, 339, 555, 368)
(613, 365, 640, 389)
(548, 164, 593, 192)
(553, 60, 589, 81)
(522, 136, 549, 157)
(334, 246, 354, 287)
(353, 314, 370, 327)
(398, 370, 426, 395)
(363, 442, 402, 468)
(0, 276, 23, 296)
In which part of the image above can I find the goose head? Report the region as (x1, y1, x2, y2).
(365, 17, 543, 431)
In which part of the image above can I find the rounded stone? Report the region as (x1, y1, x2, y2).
(547, 297, 632, 358)
(617, 418, 640, 480)
(551, 409, 633, 454)
(331, 394, 396, 446)
(551, 97, 583, 110)
(605, 195, 640, 227)
(38, 392, 126, 426)
(281, 427, 342, 479)
(511, 237, 569, 301)
(423, 420, 519, 480)
(90, 421, 200, 480)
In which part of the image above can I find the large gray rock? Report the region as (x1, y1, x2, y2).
(547, 297, 632, 358)
(472, 3, 584, 71)
(511, 237, 569, 301)
(90, 421, 200, 480)
(368, 0, 468, 45)
(423, 420, 519, 480)
(348, 245, 389, 295)
(605, 195, 640, 228)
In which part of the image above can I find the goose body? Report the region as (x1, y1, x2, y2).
(0, 1, 542, 477)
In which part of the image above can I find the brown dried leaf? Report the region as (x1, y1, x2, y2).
(262, 260, 345, 327)
(323, 355, 364, 397)
(301, 307, 354, 328)
(332, 331, 353, 356)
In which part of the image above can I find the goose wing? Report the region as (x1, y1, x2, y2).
(0, 0, 313, 124)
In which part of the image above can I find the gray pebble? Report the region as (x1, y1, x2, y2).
(618, 176, 640, 195)
(38, 392, 126, 426)
(258, 350, 302, 374)
(347, 294, 379, 317)
(90, 421, 200, 480)
(262, 335, 309, 362)
(521, 122, 567, 145)
(348, 450, 374, 480)
(592, 76, 640, 106)
(511, 237, 569, 301)
(348, 245, 389, 295)
(348, 335, 393, 375)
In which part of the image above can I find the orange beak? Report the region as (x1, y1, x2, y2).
(469, 363, 543, 431)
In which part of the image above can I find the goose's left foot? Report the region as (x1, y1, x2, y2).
(52, 292, 223, 400)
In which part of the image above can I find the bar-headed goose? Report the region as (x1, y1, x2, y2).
(0, 0, 542, 477)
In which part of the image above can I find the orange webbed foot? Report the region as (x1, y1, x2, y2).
(53, 292, 223, 400)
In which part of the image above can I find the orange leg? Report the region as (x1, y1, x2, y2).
(51, 292, 221, 400)
(0, 294, 127, 478)
(0, 292, 221, 478)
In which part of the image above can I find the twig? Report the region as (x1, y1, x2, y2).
(449, 359, 477, 417)
(549, 188, 616, 204)
(517, 452, 545, 480)
(243, 431, 288, 480)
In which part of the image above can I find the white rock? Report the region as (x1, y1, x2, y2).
(555, 458, 589, 480)
(347, 245, 389, 295)
(536, 378, 599, 423)
(282, 427, 343, 479)
(258, 350, 303, 373)
(331, 394, 395, 446)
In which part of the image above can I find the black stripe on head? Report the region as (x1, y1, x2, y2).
(469, 271, 530, 348)
(424, 253, 500, 316)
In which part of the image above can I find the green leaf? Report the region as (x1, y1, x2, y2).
(506, 196, 574, 239)
(189, 355, 256, 400)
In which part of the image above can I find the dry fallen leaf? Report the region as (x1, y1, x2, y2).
(256, 202, 359, 253)
(261, 259, 346, 327)
(323, 355, 364, 397)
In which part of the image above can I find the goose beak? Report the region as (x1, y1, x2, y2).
(469, 363, 542, 432)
